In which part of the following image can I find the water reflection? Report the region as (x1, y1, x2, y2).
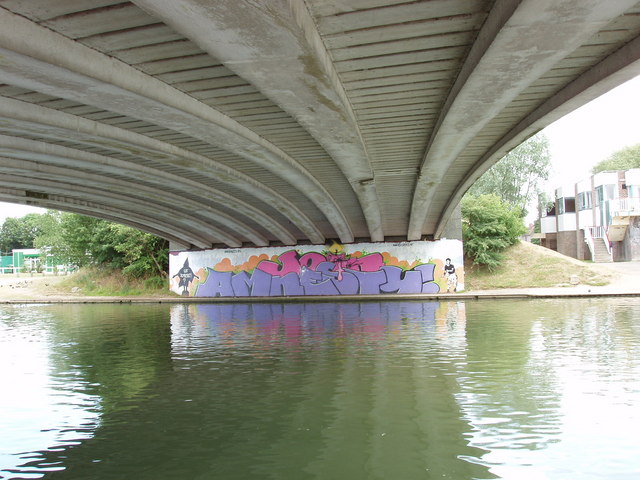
(0, 304, 172, 479)
(1, 299, 639, 479)
(168, 302, 487, 480)
(0, 305, 100, 479)
(461, 299, 640, 479)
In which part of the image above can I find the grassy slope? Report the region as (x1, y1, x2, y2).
(57, 268, 175, 296)
(464, 241, 611, 290)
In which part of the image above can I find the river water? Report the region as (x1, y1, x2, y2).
(1, 298, 639, 479)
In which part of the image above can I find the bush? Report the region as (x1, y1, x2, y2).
(462, 194, 526, 271)
(61, 268, 170, 296)
(144, 276, 167, 290)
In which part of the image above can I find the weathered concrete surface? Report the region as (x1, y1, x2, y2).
(409, 0, 640, 240)
(0, 0, 639, 248)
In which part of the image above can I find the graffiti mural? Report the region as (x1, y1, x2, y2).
(169, 240, 464, 297)
(172, 258, 200, 296)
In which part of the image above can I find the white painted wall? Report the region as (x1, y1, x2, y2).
(593, 171, 618, 188)
(557, 213, 577, 231)
(541, 215, 557, 234)
(577, 209, 593, 228)
(625, 169, 640, 187)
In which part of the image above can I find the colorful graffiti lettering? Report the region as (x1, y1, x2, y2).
(194, 249, 440, 297)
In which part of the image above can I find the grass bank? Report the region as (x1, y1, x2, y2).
(57, 268, 173, 297)
(464, 241, 611, 290)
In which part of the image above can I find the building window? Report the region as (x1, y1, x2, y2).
(596, 185, 604, 206)
(557, 197, 576, 214)
(544, 204, 556, 216)
(577, 191, 592, 210)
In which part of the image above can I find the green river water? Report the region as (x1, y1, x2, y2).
(1, 298, 639, 479)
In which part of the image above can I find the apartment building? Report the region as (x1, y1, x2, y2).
(539, 169, 640, 262)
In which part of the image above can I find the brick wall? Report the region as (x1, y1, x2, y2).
(557, 231, 578, 258)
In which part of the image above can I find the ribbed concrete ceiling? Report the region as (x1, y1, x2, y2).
(0, 0, 639, 248)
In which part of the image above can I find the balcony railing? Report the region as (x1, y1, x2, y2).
(585, 226, 611, 256)
(609, 197, 640, 217)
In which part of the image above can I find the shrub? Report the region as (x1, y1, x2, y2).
(462, 194, 526, 271)
(144, 276, 167, 290)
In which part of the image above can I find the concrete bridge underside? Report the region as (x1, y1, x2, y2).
(0, 0, 639, 249)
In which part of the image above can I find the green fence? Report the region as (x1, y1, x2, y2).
(1, 250, 71, 274)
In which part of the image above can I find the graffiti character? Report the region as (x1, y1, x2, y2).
(173, 258, 200, 296)
(326, 252, 352, 281)
(443, 258, 457, 293)
(326, 241, 358, 281)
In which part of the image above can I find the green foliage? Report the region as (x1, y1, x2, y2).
(591, 143, 640, 173)
(144, 276, 167, 290)
(60, 268, 170, 296)
(108, 223, 169, 278)
(31, 211, 169, 278)
(462, 194, 526, 271)
(0, 213, 47, 253)
(467, 133, 551, 215)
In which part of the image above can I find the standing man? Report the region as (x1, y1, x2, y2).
(443, 258, 457, 293)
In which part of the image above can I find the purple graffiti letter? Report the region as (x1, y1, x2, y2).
(415, 264, 440, 293)
(379, 266, 423, 294)
(197, 269, 234, 297)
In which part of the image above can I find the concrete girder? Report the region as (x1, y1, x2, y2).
(0, 184, 216, 249)
(0, 7, 354, 242)
(0, 135, 283, 247)
(132, 0, 384, 242)
(0, 165, 259, 248)
(0, 188, 196, 250)
(408, 0, 640, 240)
(0, 135, 298, 248)
(434, 33, 640, 237)
(0, 181, 225, 249)
(0, 96, 321, 244)
(0, 164, 243, 248)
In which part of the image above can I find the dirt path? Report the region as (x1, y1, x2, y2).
(0, 274, 71, 301)
(579, 261, 640, 289)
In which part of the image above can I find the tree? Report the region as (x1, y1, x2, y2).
(466, 133, 551, 216)
(462, 194, 526, 271)
(35, 213, 108, 267)
(107, 224, 169, 278)
(0, 213, 47, 253)
(591, 143, 640, 173)
(34, 212, 168, 277)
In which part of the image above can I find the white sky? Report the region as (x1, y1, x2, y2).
(0, 75, 639, 226)
(0, 202, 46, 226)
(543, 74, 640, 190)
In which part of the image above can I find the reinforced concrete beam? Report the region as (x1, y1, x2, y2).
(434, 33, 640, 237)
(0, 168, 258, 248)
(133, 0, 384, 241)
(408, 0, 640, 240)
(0, 7, 354, 242)
(0, 96, 319, 245)
(0, 186, 214, 250)
(0, 136, 281, 247)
